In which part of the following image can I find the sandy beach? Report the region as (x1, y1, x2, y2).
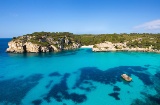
(80, 45, 94, 48)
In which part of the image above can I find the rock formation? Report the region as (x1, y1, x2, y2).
(6, 32, 160, 53)
(92, 41, 160, 53)
(6, 34, 81, 53)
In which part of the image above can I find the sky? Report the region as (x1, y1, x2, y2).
(0, 0, 160, 38)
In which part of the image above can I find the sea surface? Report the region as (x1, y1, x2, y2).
(0, 38, 160, 105)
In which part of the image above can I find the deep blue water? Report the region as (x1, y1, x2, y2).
(0, 38, 160, 105)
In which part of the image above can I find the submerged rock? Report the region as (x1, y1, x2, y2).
(0, 74, 43, 105)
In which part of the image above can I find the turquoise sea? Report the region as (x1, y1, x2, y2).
(0, 38, 160, 105)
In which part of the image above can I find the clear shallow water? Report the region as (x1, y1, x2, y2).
(0, 38, 160, 105)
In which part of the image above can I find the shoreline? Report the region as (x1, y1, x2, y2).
(92, 42, 160, 53)
(80, 45, 94, 48)
(92, 48, 160, 53)
(92, 49, 160, 53)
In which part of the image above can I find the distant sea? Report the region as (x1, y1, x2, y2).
(0, 38, 160, 105)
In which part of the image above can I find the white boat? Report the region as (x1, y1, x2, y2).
(121, 74, 132, 81)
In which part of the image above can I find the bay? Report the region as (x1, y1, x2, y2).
(0, 38, 160, 105)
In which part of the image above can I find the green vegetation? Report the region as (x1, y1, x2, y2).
(14, 32, 75, 47)
(73, 33, 160, 50)
(13, 32, 160, 50)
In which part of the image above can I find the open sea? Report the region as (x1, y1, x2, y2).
(0, 38, 160, 105)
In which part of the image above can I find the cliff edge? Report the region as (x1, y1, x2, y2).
(6, 32, 160, 53)
(6, 32, 81, 53)
(92, 41, 160, 53)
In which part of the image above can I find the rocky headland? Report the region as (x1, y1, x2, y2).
(92, 41, 160, 53)
(6, 32, 81, 53)
(6, 32, 160, 53)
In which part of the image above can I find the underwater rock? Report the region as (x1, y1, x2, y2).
(148, 96, 160, 104)
(113, 86, 121, 91)
(75, 66, 152, 88)
(155, 72, 160, 80)
(45, 80, 53, 88)
(31, 99, 42, 105)
(0, 74, 43, 105)
(44, 73, 87, 103)
(108, 92, 120, 100)
(49, 72, 61, 77)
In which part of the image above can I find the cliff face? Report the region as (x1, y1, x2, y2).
(6, 34, 81, 53)
(6, 41, 56, 53)
(6, 32, 160, 53)
(6, 41, 24, 53)
(92, 41, 160, 53)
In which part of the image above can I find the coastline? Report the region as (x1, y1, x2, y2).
(80, 45, 94, 48)
(92, 49, 160, 53)
(5, 32, 160, 54)
(92, 42, 160, 53)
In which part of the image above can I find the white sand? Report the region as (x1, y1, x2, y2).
(81, 45, 94, 48)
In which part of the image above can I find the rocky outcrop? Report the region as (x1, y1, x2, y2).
(92, 41, 160, 53)
(6, 35, 81, 53)
(6, 41, 24, 53)
(6, 41, 51, 53)
(25, 42, 40, 52)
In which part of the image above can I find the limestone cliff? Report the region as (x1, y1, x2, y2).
(92, 41, 160, 53)
(7, 32, 160, 53)
(6, 33, 81, 53)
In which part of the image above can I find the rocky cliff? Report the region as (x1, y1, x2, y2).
(6, 32, 160, 53)
(92, 41, 160, 53)
(6, 33, 81, 53)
